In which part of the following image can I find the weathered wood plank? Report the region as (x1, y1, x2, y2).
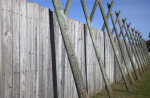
(43, 8, 48, 98)
(105, 33, 109, 83)
(26, 2, 33, 98)
(70, 18, 75, 98)
(53, 12, 61, 98)
(126, 43, 133, 72)
(33, 3, 39, 98)
(0, 0, 1, 94)
(85, 24, 92, 96)
(45, 9, 54, 98)
(4, 0, 13, 97)
(0, 0, 141, 96)
(109, 35, 115, 84)
(97, 30, 104, 92)
(0, 0, 4, 97)
(20, 0, 27, 97)
(114, 38, 124, 81)
(12, 0, 20, 97)
(85, 25, 105, 96)
(39, 6, 48, 98)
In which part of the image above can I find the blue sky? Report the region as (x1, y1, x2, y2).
(27, 0, 150, 40)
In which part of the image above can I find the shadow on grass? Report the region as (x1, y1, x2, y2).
(112, 89, 127, 92)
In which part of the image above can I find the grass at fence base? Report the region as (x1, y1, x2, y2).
(91, 70, 150, 98)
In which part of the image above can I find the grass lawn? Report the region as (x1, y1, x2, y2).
(92, 70, 150, 98)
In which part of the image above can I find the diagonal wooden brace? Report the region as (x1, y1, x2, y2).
(80, 0, 114, 97)
(52, 0, 88, 98)
(98, 0, 131, 91)
(127, 23, 146, 73)
(64, 0, 72, 15)
(116, 18, 140, 80)
(136, 33, 150, 68)
(123, 23, 144, 76)
(108, 9, 135, 85)
(101, 1, 114, 31)
(118, 18, 140, 80)
(131, 29, 148, 71)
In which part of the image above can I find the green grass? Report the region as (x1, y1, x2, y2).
(92, 70, 150, 98)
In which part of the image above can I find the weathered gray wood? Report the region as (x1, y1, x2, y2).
(0, 0, 4, 97)
(43, 8, 48, 98)
(126, 43, 133, 72)
(39, 6, 46, 98)
(98, 0, 130, 91)
(12, 0, 20, 97)
(128, 28, 146, 73)
(114, 38, 123, 82)
(85, 25, 95, 96)
(46, 9, 54, 98)
(33, 3, 39, 98)
(105, 33, 115, 84)
(32, 3, 37, 98)
(0, 2, 2, 97)
(85, 26, 105, 97)
(20, 0, 27, 97)
(53, 0, 88, 97)
(124, 25, 143, 76)
(80, 0, 113, 97)
(96, 29, 105, 92)
(0, 0, 146, 97)
(53, 11, 87, 98)
(53, 12, 63, 98)
(4, 0, 13, 97)
(71, 20, 75, 98)
(26, 2, 33, 98)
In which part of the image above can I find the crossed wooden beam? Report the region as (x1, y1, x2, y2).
(52, 0, 150, 98)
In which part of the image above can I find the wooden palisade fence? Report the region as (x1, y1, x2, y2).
(0, 0, 149, 98)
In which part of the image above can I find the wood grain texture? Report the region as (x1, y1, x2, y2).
(26, 2, 33, 98)
(105, 33, 115, 84)
(0, 0, 143, 97)
(85, 26, 105, 97)
(33, 3, 39, 98)
(4, 0, 13, 97)
(12, 0, 20, 97)
(20, 0, 27, 98)
(45, 9, 54, 98)
(39, 6, 46, 98)
(114, 38, 122, 82)
(0, 0, 4, 97)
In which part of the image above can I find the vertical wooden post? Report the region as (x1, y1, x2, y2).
(52, 0, 88, 98)
(98, 0, 130, 90)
